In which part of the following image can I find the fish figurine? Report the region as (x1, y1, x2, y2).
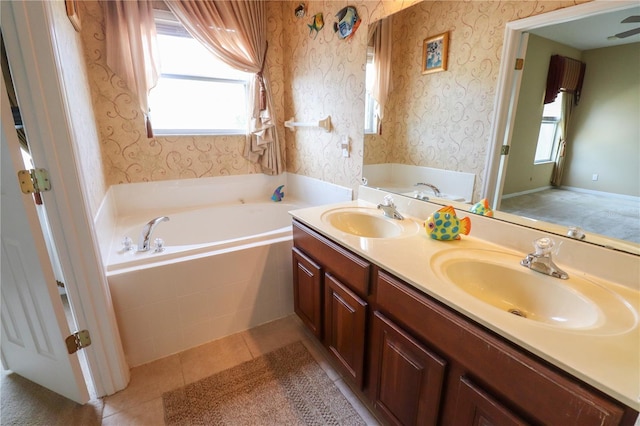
(308, 13, 324, 39)
(424, 205, 471, 241)
(333, 6, 361, 40)
(271, 185, 285, 202)
(469, 198, 494, 217)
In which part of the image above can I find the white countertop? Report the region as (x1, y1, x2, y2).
(289, 198, 640, 411)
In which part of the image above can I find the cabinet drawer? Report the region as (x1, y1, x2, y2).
(293, 220, 370, 297)
(375, 270, 629, 426)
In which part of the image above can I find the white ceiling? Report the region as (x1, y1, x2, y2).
(529, 5, 640, 50)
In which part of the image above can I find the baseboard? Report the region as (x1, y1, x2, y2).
(502, 186, 552, 199)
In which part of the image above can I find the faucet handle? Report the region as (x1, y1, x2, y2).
(533, 237, 559, 256)
(382, 194, 395, 206)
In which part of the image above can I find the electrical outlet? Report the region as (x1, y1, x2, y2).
(592, 174, 599, 181)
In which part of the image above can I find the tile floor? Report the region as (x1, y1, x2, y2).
(100, 314, 381, 425)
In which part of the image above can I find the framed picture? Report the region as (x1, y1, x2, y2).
(66, 0, 81, 32)
(422, 32, 449, 74)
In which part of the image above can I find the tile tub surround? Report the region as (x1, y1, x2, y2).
(290, 186, 640, 411)
(96, 173, 352, 367)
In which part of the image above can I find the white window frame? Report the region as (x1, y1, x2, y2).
(534, 92, 563, 164)
(150, 10, 250, 136)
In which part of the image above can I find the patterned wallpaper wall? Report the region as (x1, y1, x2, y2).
(361, 1, 584, 200)
(77, 0, 585, 195)
(50, 0, 106, 217)
(78, 1, 286, 185)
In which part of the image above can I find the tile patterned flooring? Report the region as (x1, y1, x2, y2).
(100, 314, 381, 425)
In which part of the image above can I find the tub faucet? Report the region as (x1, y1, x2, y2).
(415, 182, 441, 197)
(377, 195, 404, 220)
(138, 216, 170, 252)
(520, 237, 568, 279)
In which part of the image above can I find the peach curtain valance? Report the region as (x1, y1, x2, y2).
(165, 0, 282, 175)
(103, 0, 160, 138)
(368, 15, 393, 134)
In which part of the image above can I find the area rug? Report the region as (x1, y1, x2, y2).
(162, 341, 366, 425)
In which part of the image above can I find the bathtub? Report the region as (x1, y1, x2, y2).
(106, 201, 303, 366)
(99, 174, 352, 367)
(105, 201, 301, 273)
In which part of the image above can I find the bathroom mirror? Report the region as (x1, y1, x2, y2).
(363, 1, 640, 255)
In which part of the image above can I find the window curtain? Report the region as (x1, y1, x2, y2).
(544, 55, 586, 105)
(165, 0, 282, 175)
(103, 0, 160, 138)
(367, 16, 393, 134)
(544, 55, 586, 186)
(551, 94, 576, 186)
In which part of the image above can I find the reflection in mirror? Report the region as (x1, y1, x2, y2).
(363, 1, 640, 255)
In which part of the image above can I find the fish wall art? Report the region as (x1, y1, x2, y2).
(308, 13, 324, 39)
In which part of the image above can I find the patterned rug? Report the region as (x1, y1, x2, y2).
(162, 341, 366, 425)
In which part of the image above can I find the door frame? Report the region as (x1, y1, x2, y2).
(1, 0, 129, 396)
(482, 0, 639, 208)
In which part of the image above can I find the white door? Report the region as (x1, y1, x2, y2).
(0, 77, 89, 404)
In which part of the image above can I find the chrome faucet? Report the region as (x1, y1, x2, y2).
(377, 195, 404, 220)
(138, 216, 170, 252)
(520, 237, 568, 279)
(415, 182, 441, 197)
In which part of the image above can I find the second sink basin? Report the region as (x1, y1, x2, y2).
(431, 249, 637, 334)
(321, 207, 420, 238)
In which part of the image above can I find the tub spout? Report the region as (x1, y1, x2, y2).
(138, 216, 169, 252)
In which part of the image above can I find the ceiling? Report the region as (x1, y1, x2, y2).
(529, 5, 640, 50)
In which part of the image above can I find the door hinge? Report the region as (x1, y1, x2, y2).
(65, 330, 91, 354)
(515, 58, 524, 70)
(17, 168, 51, 195)
(500, 145, 510, 156)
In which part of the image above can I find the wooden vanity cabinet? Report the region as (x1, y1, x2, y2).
(292, 221, 370, 388)
(373, 269, 636, 426)
(369, 311, 447, 426)
(292, 247, 322, 338)
(291, 219, 637, 425)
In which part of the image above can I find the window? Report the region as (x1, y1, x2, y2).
(149, 11, 252, 135)
(534, 92, 563, 163)
(364, 46, 379, 134)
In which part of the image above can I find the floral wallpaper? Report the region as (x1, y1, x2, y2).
(77, 0, 586, 196)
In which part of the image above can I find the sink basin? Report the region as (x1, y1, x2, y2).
(431, 249, 637, 333)
(321, 207, 420, 238)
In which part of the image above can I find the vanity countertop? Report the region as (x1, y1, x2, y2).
(289, 198, 640, 411)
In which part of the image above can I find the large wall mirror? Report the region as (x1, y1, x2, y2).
(364, 1, 640, 256)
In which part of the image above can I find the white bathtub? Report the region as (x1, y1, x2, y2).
(106, 201, 301, 273)
(98, 174, 352, 367)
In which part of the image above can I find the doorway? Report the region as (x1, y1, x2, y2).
(1, 31, 96, 399)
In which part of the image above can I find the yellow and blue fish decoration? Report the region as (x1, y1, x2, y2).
(469, 198, 494, 217)
(308, 13, 324, 39)
(424, 205, 471, 241)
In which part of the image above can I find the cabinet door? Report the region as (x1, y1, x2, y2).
(292, 248, 322, 338)
(324, 273, 367, 388)
(453, 376, 529, 426)
(370, 312, 447, 426)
